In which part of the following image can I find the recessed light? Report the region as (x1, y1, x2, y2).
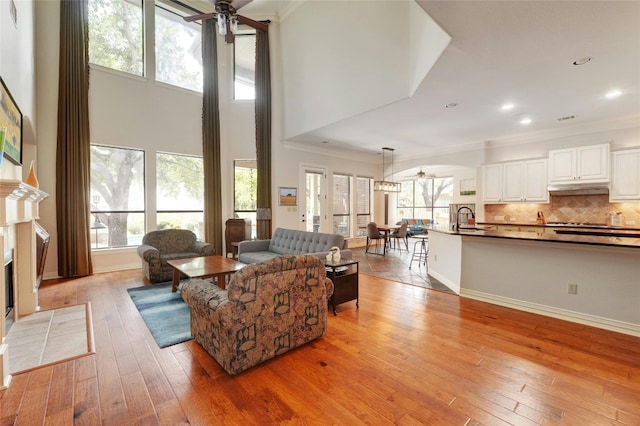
(519, 118, 532, 125)
(501, 103, 515, 111)
(445, 103, 457, 108)
(605, 89, 622, 99)
(572, 56, 593, 66)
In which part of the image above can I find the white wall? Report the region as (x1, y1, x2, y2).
(0, 0, 35, 181)
(280, 1, 411, 139)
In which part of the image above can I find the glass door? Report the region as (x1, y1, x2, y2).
(302, 166, 326, 232)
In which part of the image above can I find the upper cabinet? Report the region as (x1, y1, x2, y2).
(548, 143, 610, 184)
(610, 148, 640, 201)
(482, 159, 548, 203)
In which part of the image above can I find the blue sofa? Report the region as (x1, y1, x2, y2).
(401, 219, 431, 236)
(238, 228, 352, 264)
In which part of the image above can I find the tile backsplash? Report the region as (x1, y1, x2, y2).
(484, 195, 640, 227)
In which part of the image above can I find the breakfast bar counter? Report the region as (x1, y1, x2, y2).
(425, 225, 640, 337)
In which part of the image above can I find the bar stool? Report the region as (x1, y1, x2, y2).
(409, 235, 429, 269)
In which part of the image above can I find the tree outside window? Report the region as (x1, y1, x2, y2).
(90, 145, 145, 248)
(88, 0, 143, 76)
(398, 177, 453, 224)
(234, 160, 257, 238)
(156, 152, 204, 239)
(155, 2, 203, 92)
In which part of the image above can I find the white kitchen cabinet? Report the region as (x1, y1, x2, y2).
(482, 163, 502, 202)
(548, 143, 610, 183)
(483, 159, 548, 203)
(610, 148, 640, 201)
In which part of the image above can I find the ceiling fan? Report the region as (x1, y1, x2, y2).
(183, 0, 269, 44)
(403, 167, 435, 180)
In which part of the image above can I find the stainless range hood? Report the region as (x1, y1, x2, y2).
(547, 183, 610, 196)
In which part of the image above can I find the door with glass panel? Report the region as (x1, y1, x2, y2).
(301, 166, 327, 232)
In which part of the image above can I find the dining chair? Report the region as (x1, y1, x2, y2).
(389, 222, 409, 251)
(365, 222, 386, 255)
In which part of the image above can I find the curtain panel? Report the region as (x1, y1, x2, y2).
(56, 0, 93, 277)
(202, 19, 223, 254)
(255, 29, 272, 240)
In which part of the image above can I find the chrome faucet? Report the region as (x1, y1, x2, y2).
(454, 206, 475, 232)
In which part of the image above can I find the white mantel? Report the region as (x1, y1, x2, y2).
(0, 179, 49, 389)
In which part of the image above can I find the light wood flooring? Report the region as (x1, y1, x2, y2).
(1, 267, 639, 425)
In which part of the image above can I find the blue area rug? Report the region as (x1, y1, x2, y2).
(127, 282, 192, 348)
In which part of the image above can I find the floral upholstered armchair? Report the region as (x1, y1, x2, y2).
(181, 255, 334, 375)
(137, 229, 215, 283)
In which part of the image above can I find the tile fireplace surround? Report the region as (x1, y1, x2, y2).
(0, 179, 49, 390)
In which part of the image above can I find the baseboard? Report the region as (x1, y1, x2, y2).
(460, 289, 640, 337)
(426, 270, 460, 294)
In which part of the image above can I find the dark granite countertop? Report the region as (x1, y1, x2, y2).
(428, 225, 640, 249)
(477, 221, 640, 231)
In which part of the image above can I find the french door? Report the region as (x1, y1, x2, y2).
(301, 165, 327, 232)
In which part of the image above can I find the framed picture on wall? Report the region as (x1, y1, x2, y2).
(0, 76, 23, 166)
(279, 187, 297, 206)
(460, 178, 476, 196)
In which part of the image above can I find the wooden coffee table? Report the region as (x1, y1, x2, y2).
(166, 256, 244, 292)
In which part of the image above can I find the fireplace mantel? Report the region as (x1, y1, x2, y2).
(0, 179, 49, 389)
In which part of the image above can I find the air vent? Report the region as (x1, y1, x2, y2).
(557, 115, 576, 122)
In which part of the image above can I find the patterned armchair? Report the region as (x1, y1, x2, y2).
(181, 255, 334, 375)
(137, 229, 215, 283)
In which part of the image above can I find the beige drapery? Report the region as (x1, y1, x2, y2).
(56, 0, 93, 277)
(255, 29, 272, 240)
(202, 19, 223, 253)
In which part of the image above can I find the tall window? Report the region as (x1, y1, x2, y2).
(356, 177, 372, 237)
(90, 145, 145, 248)
(398, 177, 454, 224)
(333, 174, 351, 237)
(234, 33, 256, 100)
(234, 160, 257, 237)
(88, 0, 144, 76)
(156, 153, 204, 239)
(155, 1, 203, 92)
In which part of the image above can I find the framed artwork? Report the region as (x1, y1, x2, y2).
(279, 187, 297, 206)
(460, 178, 476, 196)
(0, 76, 23, 166)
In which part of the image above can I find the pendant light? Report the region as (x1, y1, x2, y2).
(374, 147, 401, 192)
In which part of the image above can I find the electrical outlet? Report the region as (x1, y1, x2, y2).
(434, 254, 438, 261)
(568, 283, 578, 295)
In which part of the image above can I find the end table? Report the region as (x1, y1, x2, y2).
(324, 259, 359, 315)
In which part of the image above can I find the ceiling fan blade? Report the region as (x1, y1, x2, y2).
(230, 0, 253, 11)
(237, 14, 269, 32)
(184, 12, 216, 22)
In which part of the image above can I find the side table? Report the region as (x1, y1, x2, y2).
(324, 259, 359, 315)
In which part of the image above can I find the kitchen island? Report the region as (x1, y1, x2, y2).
(427, 226, 640, 337)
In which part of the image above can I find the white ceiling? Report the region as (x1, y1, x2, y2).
(187, 1, 640, 157)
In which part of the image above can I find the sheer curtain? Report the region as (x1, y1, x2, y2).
(56, 0, 93, 277)
(255, 29, 272, 240)
(202, 19, 223, 253)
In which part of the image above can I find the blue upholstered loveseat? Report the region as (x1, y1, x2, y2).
(238, 228, 352, 264)
(401, 219, 431, 236)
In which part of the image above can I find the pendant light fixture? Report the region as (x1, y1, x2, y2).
(374, 147, 401, 192)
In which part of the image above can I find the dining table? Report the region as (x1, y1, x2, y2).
(376, 224, 401, 255)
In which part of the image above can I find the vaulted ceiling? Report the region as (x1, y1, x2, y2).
(184, 1, 640, 158)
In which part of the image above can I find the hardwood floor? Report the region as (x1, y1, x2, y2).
(1, 268, 639, 425)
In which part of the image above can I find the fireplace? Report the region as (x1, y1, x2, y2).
(4, 250, 13, 331)
(1, 179, 49, 389)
